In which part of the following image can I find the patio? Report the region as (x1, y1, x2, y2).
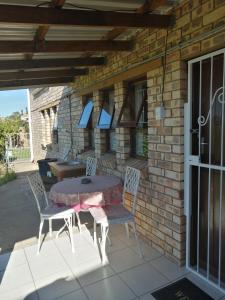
(0, 163, 224, 300)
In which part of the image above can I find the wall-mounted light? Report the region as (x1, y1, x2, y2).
(155, 105, 165, 120)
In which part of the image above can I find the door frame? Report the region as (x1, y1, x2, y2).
(184, 48, 225, 293)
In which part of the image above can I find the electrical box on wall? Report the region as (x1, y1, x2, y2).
(155, 106, 165, 120)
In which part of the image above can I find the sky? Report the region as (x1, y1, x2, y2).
(0, 89, 28, 117)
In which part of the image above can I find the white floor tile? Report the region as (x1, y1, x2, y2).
(109, 225, 126, 237)
(78, 265, 115, 287)
(35, 270, 80, 300)
(25, 240, 60, 262)
(106, 235, 128, 253)
(150, 256, 188, 281)
(57, 289, 89, 300)
(0, 263, 33, 293)
(109, 248, 145, 273)
(186, 273, 225, 300)
(69, 256, 103, 277)
(0, 249, 27, 271)
(120, 263, 169, 296)
(131, 242, 162, 262)
(84, 275, 136, 300)
(139, 293, 156, 300)
(28, 254, 70, 280)
(0, 282, 37, 300)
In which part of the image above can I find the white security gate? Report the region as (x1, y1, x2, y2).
(185, 49, 225, 291)
(5, 132, 31, 163)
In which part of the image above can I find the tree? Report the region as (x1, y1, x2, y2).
(0, 111, 27, 159)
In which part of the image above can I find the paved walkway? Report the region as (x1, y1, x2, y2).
(0, 162, 90, 253)
(0, 162, 41, 253)
(0, 162, 224, 300)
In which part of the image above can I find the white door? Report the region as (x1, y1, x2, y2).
(185, 49, 225, 291)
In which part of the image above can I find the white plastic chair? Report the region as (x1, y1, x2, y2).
(27, 172, 75, 254)
(86, 156, 97, 176)
(90, 166, 143, 263)
(75, 156, 97, 231)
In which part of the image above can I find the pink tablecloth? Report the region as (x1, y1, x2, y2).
(49, 175, 123, 212)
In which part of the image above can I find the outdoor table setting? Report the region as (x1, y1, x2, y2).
(49, 174, 123, 261)
(49, 174, 123, 212)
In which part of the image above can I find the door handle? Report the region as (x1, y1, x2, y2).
(200, 137, 208, 154)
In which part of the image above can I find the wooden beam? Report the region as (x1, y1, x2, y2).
(51, 0, 66, 8)
(138, 0, 167, 14)
(0, 69, 88, 81)
(103, 0, 169, 41)
(0, 41, 132, 54)
(0, 57, 105, 71)
(0, 77, 73, 90)
(0, 5, 173, 28)
(29, 0, 66, 60)
(35, 0, 66, 42)
(76, 58, 162, 96)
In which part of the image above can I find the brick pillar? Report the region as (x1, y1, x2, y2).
(147, 52, 187, 264)
(94, 90, 108, 158)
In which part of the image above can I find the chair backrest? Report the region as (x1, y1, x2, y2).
(27, 172, 49, 215)
(123, 166, 140, 214)
(86, 157, 97, 176)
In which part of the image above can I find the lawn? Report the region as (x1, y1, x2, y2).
(12, 148, 30, 160)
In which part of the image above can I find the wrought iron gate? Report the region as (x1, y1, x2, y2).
(5, 132, 31, 163)
(185, 49, 225, 291)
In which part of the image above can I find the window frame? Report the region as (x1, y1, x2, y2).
(117, 77, 147, 128)
(77, 95, 94, 129)
(52, 106, 58, 144)
(97, 88, 115, 129)
(97, 88, 116, 153)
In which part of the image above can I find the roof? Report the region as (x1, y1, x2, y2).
(0, 0, 176, 89)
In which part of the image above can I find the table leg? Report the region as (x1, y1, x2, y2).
(101, 224, 109, 265)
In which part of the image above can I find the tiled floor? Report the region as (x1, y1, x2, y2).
(0, 224, 224, 300)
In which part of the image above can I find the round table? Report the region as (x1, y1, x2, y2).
(49, 175, 123, 212)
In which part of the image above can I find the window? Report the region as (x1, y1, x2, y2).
(97, 89, 115, 129)
(117, 78, 148, 158)
(130, 80, 148, 158)
(97, 89, 116, 152)
(52, 106, 58, 144)
(77, 98, 93, 129)
(77, 95, 95, 149)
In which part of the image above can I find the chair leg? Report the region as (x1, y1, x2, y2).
(49, 219, 52, 237)
(132, 222, 143, 258)
(72, 213, 76, 227)
(76, 212, 82, 232)
(125, 223, 130, 239)
(93, 220, 97, 246)
(56, 222, 67, 239)
(107, 235, 112, 246)
(68, 216, 75, 253)
(101, 225, 109, 265)
(37, 219, 44, 254)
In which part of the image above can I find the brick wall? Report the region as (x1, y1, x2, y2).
(30, 0, 225, 264)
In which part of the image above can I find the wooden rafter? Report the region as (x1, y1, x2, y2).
(35, 0, 66, 42)
(0, 4, 173, 28)
(0, 41, 132, 54)
(0, 57, 105, 71)
(103, 0, 169, 41)
(0, 69, 88, 81)
(28, 0, 66, 59)
(0, 77, 73, 89)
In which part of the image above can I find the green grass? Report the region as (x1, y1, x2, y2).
(0, 170, 17, 186)
(12, 148, 30, 160)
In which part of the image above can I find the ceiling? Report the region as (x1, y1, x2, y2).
(0, 0, 177, 89)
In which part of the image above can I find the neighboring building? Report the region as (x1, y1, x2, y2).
(29, 0, 225, 290)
